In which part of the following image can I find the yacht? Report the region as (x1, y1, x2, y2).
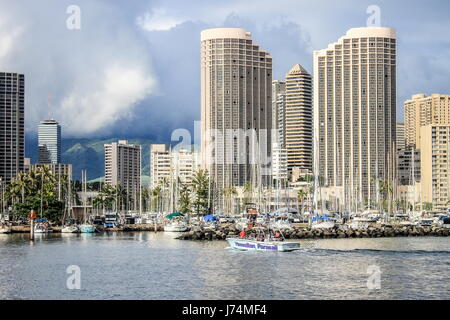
(79, 224, 96, 233)
(34, 221, 53, 234)
(61, 225, 79, 233)
(164, 221, 189, 232)
(270, 219, 293, 230)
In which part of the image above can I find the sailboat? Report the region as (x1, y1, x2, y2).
(79, 170, 96, 233)
(61, 166, 79, 233)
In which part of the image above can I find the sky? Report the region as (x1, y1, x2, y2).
(0, 0, 449, 142)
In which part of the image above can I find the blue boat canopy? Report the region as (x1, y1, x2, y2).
(203, 214, 218, 222)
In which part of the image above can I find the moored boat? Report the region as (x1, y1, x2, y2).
(0, 223, 11, 234)
(34, 220, 53, 234)
(79, 224, 96, 233)
(61, 225, 79, 233)
(164, 221, 188, 232)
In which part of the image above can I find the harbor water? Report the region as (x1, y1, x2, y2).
(0, 233, 449, 300)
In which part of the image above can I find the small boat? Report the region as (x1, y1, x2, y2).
(164, 221, 188, 232)
(61, 225, 79, 233)
(79, 224, 96, 233)
(34, 221, 53, 234)
(270, 219, 293, 230)
(0, 224, 11, 234)
(227, 228, 300, 252)
(311, 221, 335, 229)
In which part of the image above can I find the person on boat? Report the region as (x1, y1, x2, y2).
(239, 230, 246, 238)
(274, 231, 282, 239)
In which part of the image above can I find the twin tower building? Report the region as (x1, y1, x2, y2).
(200, 26, 397, 204)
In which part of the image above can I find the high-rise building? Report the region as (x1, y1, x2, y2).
(150, 144, 171, 189)
(38, 119, 61, 164)
(285, 64, 313, 174)
(0, 72, 25, 185)
(150, 144, 200, 189)
(272, 143, 288, 181)
(200, 28, 273, 189)
(420, 125, 450, 210)
(404, 94, 450, 148)
(313, 27, 397, 205)
(104, 140, 141, 208)
(396, 122, 405, 151)
(272, 80, 286, 147)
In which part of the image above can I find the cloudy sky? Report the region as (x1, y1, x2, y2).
(0, 0, 449, 141)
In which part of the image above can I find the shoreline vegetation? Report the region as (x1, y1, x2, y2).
(6, 224, 450, 240)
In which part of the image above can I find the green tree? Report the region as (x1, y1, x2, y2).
(192, 170, 210, 216)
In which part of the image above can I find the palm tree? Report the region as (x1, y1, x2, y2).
(151, 185, 162, 212)
(297, 189, 308, 214)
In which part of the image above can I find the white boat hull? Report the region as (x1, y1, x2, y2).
(164, 225, 188, 232)
(311, 221, 335, 229)
(61, 226, 79, 233)
(227, 238, 300, 252)
(34, 229, 53, 234)
(0, 228, 11, 234)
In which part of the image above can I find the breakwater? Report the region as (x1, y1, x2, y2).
(176, 225, 450, 241)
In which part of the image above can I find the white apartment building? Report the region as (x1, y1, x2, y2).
(150, 144, 200, 189)
(104, 140, 141, 208)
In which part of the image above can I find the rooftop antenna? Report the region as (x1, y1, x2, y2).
(47, 93, 53, 121)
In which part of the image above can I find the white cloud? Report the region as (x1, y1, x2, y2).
(60, 64, 156, 135)
(0, 0, 159, 137)
(137, 8, 185, 31)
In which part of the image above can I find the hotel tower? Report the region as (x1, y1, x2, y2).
(285, 64, 313, 175)
(313, 27, 397, 206)
(200, 28, 273, 189)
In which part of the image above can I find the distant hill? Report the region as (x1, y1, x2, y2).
(25, 135, 158, 181)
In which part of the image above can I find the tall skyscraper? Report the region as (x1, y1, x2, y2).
(313, 27, 397, 205)
(285, 64, 313, 175)
(0, 72, 25, 185)
(272, 80, 286, 147)
(104, 140, 141, 209)
(200, 28, 273, 189)
(404, 93, 450, 148)
(38, 119, 61, 164)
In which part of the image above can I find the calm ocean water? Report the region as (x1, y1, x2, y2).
(0, 232, 449, 300)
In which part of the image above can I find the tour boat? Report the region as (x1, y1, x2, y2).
(79, 224, 96, 233)
(164, 221, 188, 232)
(227, 228, 300, 252)
(61, 225, 79, 233)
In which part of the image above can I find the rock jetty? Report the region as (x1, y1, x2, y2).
(176, 225, 450, 241)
